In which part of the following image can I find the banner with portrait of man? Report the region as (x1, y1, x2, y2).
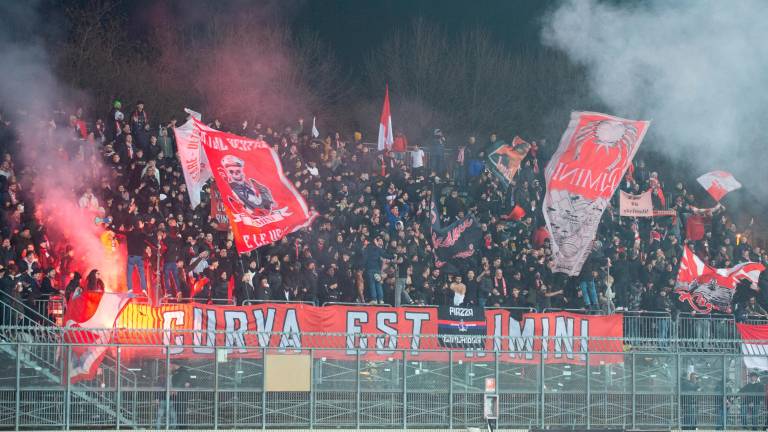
(194, 119, 317, 253)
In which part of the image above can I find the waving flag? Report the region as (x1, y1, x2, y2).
(697, 171, 741, 202)
(174, 108, 211, 209)
(311, 116, 319, 139)
(487, 136, 531, 187)
(737, 323, 768, 371)
(675, 245, 765, 313)
(196, 118, 317, 253)
(429, 198, 481, 273)
(543, 112, 650, 276)
(62, 291, 133, 383)
(377, 84, 393, 151)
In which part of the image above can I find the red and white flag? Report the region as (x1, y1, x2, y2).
(737, 323, 768, 371)
(62, 291, 133, 383)
(173, 108, 212, 209)
(697, 170, 741, 202)
(195, 118, 317, 253)
(543, 111, 650, 275)
(377, 84, 394, 151)
(675, 245, 764, 313)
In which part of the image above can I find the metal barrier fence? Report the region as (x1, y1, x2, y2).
(3, 328, 768, 430)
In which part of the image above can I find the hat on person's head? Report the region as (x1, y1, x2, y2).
(221, 155, 244, 168)
(434, 128, 442, 136)
(113, 100, 122, 109)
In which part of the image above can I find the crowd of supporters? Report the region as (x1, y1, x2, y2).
(0, 100, 767, 323)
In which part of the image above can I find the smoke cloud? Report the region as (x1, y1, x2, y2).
(542, 0, 768, 199)
(0, 1, 123, 289)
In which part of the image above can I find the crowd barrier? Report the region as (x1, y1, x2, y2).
(2, 329, 768, 430)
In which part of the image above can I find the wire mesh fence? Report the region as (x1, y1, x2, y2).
(2, 329, 768, 430)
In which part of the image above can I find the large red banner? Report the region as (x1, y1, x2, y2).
(196, 119, 317, 252)
(543, 112, 650, 275)
(110, 303, 623, 365)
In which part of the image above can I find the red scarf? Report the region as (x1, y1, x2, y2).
(494, 276, 507, 296)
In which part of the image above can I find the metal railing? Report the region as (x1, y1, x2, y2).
(2, 329, 768, 430)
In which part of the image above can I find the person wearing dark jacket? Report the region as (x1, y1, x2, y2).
(115, 221, 152, 294)
(162, 232, 184, 298)
(362, 237, 394, 304)
(740, 372, 764, 430)
(319, 266, 341, 305)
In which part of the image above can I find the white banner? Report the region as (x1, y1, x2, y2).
(174, 110, 212, 209)
(619, 190, 653, 217)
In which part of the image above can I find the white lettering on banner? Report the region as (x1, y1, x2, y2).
(192, 308, 216, 354)
(224, 137, 269, 152)
(554, 317, 575, 359)
(449, 307, 473, 317)
(278, 309, 301, 351)
(253, 308, 276, 347)
(376, 312, 398, 355)
(508, 318, 536, 360)
(541, 318, 550, 359)
(200, 132, 228, 151)
(346, 311, 369, 354)
(620, 191, 653, 217)
(550, 163, 623, 196)
(163, 311, 185, 355)
(224, 311, 248, 354)
(404, 312, 430, 355)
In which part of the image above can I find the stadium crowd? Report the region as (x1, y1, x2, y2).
(0, 100, 767, 323)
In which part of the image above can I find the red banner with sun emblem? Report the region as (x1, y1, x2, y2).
(543, 112, 650, 276)
(195, 119, 317, 253)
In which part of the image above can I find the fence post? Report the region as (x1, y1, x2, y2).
(539, 337, 545, 429)
(448, 350, 453, 429)
(116, 346, 121, 430)
(261, 347, 267, 430)
(722, 353, 728, 430)
(213, 347, 219, 429)
(676, 353, 682, 430)
(14, 343, 20, 431)
(631, 351, 636, 430)
(586, 349, 591, 429)
(402, 349, 407, 429)
(165, 347, 170, 430)
(65, 345, 71, 430)
(356, 349, 361, 429)
(494, 350, 500, 427)
(309, 348, 314, 430)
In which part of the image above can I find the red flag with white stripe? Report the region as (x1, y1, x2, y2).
(675, 245, 764, 313)
(737, 323, 768, 371)
(697, 170, 741, 202)
(377, 84, 393, 151)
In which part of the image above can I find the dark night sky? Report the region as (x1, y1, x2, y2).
(293, 0, 551, 63)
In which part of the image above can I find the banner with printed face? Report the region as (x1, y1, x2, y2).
(61, 302, 624, 370)
(487, 136, 531, 187)
(619, 190, 653, 217)
(195, 118, 317, 253)
(543, 112, 650, 276)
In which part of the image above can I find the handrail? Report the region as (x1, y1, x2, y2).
(243, 299, 314, 306)
(0, 290, 58, 326)
(323, 301, 393, 307)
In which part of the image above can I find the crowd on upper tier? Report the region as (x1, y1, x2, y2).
(0, 99, 766, 324)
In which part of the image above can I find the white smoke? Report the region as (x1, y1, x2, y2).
(542, 0, 768, 196)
